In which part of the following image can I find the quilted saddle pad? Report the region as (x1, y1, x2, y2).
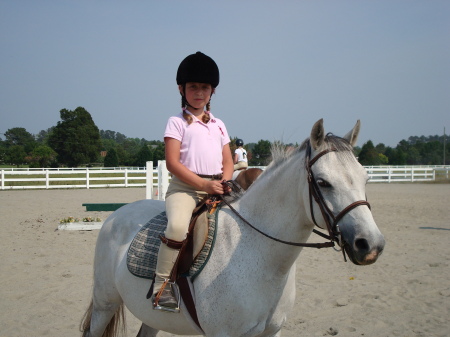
(127, 209, 218, 281)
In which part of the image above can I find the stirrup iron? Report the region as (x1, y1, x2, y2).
(152, 280, 181, 313)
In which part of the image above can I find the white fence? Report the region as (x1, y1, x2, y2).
(0, 162, 163, 200)
(1, 163, 449, 199)
(365, 166, 449, 182)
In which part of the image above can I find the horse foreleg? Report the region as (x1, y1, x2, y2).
(136, 323, 159, 337)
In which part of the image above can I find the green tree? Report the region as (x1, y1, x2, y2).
(4, 127, 36, 153)
(101, 138, 118, 152)
(375, 143, 386, 154)
(36, 127, 54, 144)
(134, 145, 153, 167)
(115, 144, 128, 166)
(0, 139, 7, 164)
(104, 148, 119, 167)
(48, 107, 102, 167)
(384, 147, 403, 165)
(27, 145, 57, 167)
(7, 145, 27, 167)
(120, 138, 142, 165)
(358, 140, 381, 165)
(419, 141, 442, 165)
(378, 153, 389, 165)
(151, 143, 165, 164)
(249, 139, 272, 166)
(406, 147, 421, 165)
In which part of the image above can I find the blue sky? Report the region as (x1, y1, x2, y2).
(1, 1, 449, 147)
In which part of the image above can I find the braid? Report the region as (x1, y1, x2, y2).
(203, 99, 211, 124)
(202, 112, 210, 124)
(182, 110, 193, 125)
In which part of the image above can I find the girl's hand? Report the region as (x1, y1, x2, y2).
(202, 180, 230, 195)
(221, 180, 231, 195)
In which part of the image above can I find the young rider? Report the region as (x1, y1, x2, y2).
(153, 52, 233, 309)
(233, 139, 248, 170)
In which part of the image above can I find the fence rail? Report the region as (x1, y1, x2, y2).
(1, 163, 449, 199)
(0, 168, 150, 189)
(367, 167, 434, 183)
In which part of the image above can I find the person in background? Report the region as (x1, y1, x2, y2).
(233, 139, 248, 170)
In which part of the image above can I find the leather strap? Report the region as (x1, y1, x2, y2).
(159, 236, 184, 250)
(197, 173, 223, 180)
(178, 277, 201, 329)
(220, 196, 335, 248)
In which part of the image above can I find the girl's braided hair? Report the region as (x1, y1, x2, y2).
(181, 97, 211, 125)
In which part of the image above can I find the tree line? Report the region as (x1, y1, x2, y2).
(0, 106, 448, 168)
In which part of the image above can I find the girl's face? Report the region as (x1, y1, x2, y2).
(180, 82, 214, 112)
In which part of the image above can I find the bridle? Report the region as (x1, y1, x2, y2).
(305, 141, 371, 260)
(220, 140, 371, 260)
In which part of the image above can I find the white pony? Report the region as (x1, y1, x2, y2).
(81, 119, 385, 337)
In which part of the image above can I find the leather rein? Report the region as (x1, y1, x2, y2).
(220, 141, 371, 258)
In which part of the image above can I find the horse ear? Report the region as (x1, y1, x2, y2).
(310, 118, 325, 150)
(343, 120, 361, 147)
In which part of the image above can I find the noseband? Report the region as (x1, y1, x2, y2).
(220, 141, 371, 257)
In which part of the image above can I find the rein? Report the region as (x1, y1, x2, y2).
(220, 141, 371, 255)
(220, 196, 335, 248)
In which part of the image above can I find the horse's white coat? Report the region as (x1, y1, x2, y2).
(83, 120, 385, 337)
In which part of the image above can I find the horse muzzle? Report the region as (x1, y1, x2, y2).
(342, 235, 385, 266)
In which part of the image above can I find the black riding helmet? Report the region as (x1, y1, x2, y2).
(176, 51, 220, 88)
(236, 139, 244, 147)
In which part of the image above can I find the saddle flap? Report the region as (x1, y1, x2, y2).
(193, 212, 209, 258)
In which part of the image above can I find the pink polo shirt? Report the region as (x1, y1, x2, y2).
(164, 111, 230, 175)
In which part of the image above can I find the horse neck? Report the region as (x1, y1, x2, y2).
(234, 151, 313, 269)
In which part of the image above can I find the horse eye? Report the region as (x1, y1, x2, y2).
(317, 179, 331, 188)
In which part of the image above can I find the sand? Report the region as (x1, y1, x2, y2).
(0, 184, 449, 337)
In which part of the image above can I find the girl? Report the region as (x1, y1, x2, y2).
(233, 139, 248, 170)
(153, 52, 233, 310)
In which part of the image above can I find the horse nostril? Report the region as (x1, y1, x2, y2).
(355, 238, 369, 252)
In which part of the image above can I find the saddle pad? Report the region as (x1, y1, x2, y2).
(127, 209, 218, 281)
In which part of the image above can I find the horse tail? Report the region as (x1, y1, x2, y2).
(80, 299, 126, 337)
(80, 300, 93, 337)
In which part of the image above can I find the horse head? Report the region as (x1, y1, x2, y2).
(308, 119, 385, 265)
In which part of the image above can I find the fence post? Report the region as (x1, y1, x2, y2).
(46, 170, 49, 189)
(86, 169, 90, 189)
(1, 170, 4, 190)
(146, 161, 153, 199)
(125, 168, 128, 188)
(158, 160, 169, 201)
